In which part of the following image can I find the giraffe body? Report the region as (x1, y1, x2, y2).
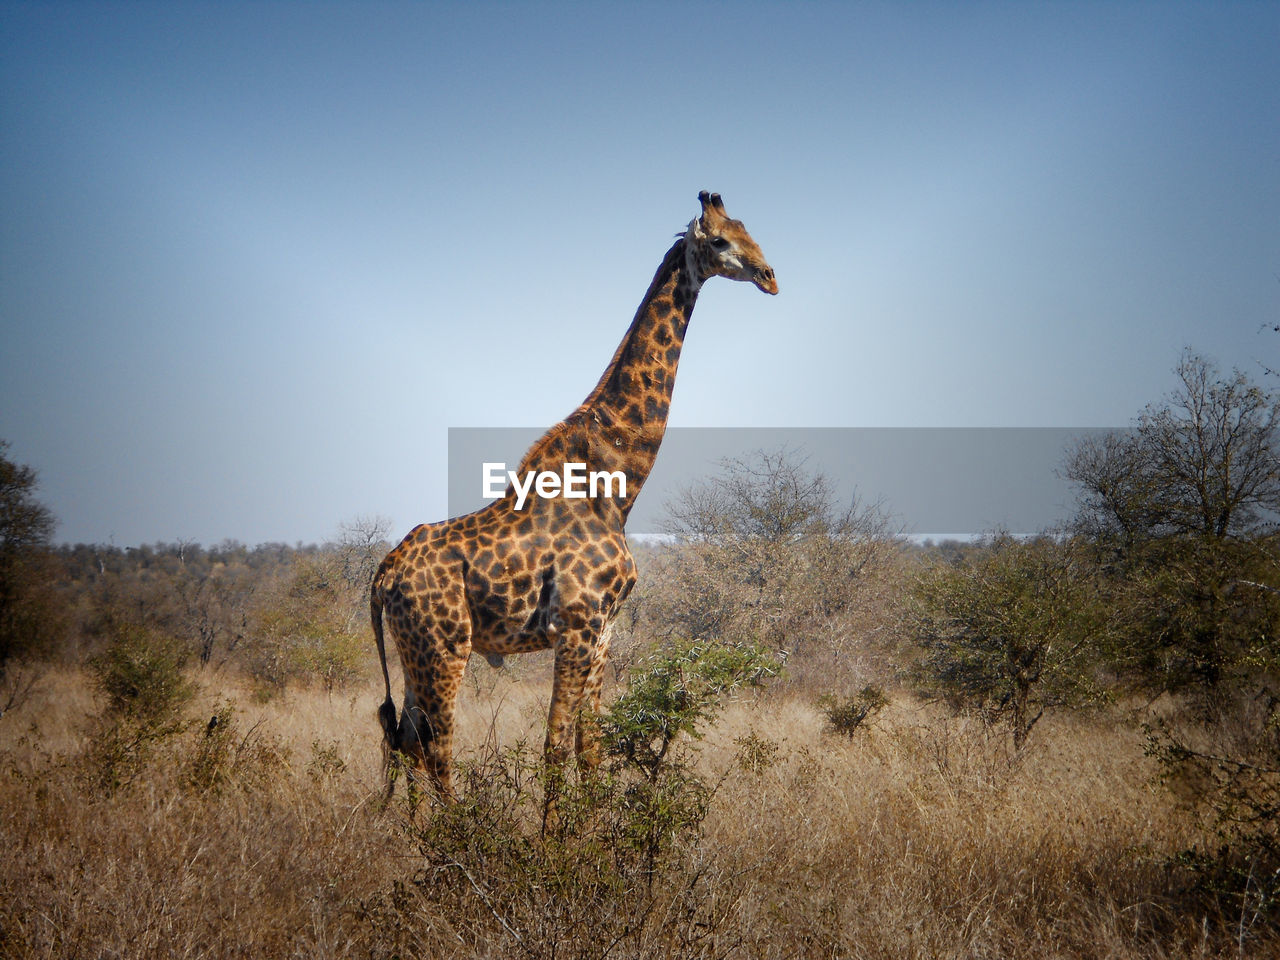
(371, 192, 777, 797)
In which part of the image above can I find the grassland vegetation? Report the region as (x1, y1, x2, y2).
(2, 352, 1280, 957)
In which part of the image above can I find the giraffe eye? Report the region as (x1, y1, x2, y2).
(710, 237, 731, 250)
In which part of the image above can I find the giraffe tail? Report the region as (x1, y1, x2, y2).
(370, 571, 400, 756)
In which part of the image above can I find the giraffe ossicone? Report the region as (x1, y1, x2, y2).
(370, 190, 777, 802)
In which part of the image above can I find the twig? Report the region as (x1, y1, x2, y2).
(444, 859, 532, 957)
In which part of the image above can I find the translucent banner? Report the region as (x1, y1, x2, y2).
(447, 427, 1120, 538)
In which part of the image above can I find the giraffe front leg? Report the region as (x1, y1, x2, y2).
(574, 622, 614, 773)
(544, 637, 592, 769)
(542, 625, 602, 832)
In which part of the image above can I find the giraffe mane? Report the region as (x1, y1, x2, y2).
(513, 234, 690, 478)
(514, 417, 583, 477)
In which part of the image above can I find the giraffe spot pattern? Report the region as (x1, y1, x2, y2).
(369, 191, 775, 800)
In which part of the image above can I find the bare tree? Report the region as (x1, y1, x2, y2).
(176, 569, 251, 666)
(1067, 351, 1280, 545)
(631, 449, 902, 685)
(665, 448, 842, 544)
(334, 514, 392, 592)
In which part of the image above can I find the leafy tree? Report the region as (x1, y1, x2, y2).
(1065, 353, 1280, 700)
(0, 441, 55, 554)
(910, 534, 1111, 750)
(1119, 535, 1280, 695)
(0, 441, 62, 700)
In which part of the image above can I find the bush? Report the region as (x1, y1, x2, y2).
(602, 637, 782, 781)
(90, 622, 194, 727)
(595, 637, 782, 879)
(246, 554, 368, 694)
(375, 637, 782, 956)
(909, 534, 1112, 750)
(1145, 688, 1280, 940)
(820, 684, 889, 738)
(376, 740, 747, 959)
(85, 622, 196, 792)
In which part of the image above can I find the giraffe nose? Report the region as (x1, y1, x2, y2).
(754, 266, 778, 295)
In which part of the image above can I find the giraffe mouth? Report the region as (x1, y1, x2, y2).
(753, 268, 779, 295)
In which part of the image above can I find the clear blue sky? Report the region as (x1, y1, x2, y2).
(2, 1, 1277, 546)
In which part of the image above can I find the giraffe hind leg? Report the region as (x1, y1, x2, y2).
(383, 568, 473, 800)
(397, 646, 470, 800)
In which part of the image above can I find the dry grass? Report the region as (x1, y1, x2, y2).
(0, 663, 1264, 959)
(701, 700, 1206, 958)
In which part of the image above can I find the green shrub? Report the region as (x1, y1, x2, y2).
(601, 636, 782, 782)
(84, 622, 196, 792)
(596, 637, 781, 878)
(820, 684, 889, 738)
(90, 622, 194, 726)
(910, 535, 1111, 750)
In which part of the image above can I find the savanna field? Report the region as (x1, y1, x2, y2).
(3, 356, 1280, 959)
(0, 659, 1236, 960)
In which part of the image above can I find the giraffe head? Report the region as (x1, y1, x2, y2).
(686, 191, 778, 295)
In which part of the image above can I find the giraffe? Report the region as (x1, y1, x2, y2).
(370, 191, 777, 799)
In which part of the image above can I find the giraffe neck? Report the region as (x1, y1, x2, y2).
(516, 233, 704, 521)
